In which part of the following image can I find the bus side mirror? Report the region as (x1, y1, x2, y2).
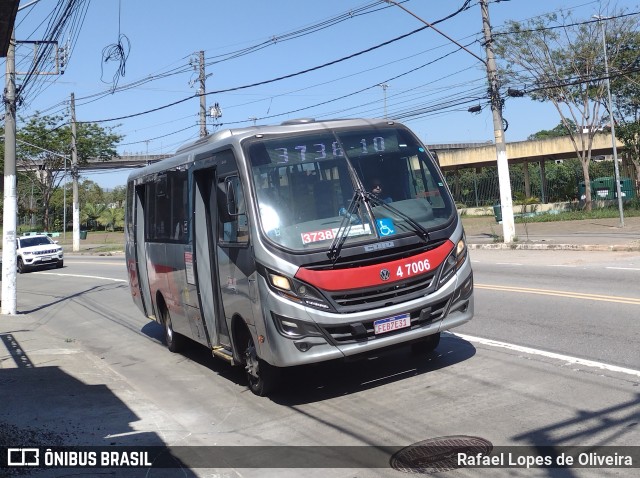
(225, 177, 245, 216)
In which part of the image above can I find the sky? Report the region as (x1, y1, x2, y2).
(4, 0, 639, 189)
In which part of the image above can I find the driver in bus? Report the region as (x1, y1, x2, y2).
(370, 179, 392, 204)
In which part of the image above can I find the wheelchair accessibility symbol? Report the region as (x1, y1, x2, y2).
(376, 218, 396, 237)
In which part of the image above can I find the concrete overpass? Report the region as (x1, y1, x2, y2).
(83, 154, 170, 170)
(33, 133, 620, 172)
(430, 133, 623, 171)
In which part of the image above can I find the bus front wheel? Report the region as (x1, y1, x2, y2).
(162, 307, 184, 353)
(243, 334, 279, 396)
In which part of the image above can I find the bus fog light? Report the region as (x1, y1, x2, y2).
(295, 342, 311, 352)
(273, 314, 322, 339)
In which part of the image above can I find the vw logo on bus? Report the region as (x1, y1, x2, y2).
(380, 269, 391, 281)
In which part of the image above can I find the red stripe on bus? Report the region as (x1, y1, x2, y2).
(295, 240, 454, 291)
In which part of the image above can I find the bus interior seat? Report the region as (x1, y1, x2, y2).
(314, 181, 336, 219)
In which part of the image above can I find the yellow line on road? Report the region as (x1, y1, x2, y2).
(476, 284, 640, 305)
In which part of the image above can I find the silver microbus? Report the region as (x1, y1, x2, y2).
(125, 118, 473, 395)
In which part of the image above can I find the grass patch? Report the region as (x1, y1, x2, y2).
(515, 207, 640, 223)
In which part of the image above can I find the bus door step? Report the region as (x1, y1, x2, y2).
(212, 346, 234, 365)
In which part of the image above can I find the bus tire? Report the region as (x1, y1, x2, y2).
(410, 332, 441, 356)
(243, 332, 279, 396)
(162, 307, 184, 353)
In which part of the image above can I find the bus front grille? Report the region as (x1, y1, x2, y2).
(329, 272, 436, 312)
(320, 297, 450, 344)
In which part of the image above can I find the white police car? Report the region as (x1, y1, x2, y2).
(16, 235, 64, 273)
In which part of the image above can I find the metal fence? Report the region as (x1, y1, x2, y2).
(443, 159, 639, 208)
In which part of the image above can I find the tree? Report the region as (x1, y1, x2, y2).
(105, 185, 127, 208)
(528, 120, 576, 140)
(82, 203, 107, 230)
(17, 113, 122, 230)
(99, 207, 124, 231)
(610, 29, 640, 187)
(616, 122, 640, 187)
(494, 7, 639, 210)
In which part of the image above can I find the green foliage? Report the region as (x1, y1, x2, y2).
(81, 203, 108, 230)
(528, 120, 576, 140)
(107, 186, 127, 207)
(14, 113, 122, 230)
(99, 207, 125, 232)
(493, 7, 639, 210)
(515, 206, 640, 223)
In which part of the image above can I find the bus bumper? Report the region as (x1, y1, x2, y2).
(258, 261, 474, 368)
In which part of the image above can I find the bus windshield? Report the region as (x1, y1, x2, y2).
(246, 126, 454, 252)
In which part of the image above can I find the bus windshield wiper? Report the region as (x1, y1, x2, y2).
(364, 192, 430, 243)
(327, 189, 364, 263)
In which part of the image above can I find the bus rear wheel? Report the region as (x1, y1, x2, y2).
(162, 308, 184, 353)
(243, 334, 279, 396)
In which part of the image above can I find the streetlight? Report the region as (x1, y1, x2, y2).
(379, 83, 389, 119)
(593, 15, 625, 227)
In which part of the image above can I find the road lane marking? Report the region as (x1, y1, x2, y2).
(454, 333, 640, 379)
(606, 267, 640, 271)
(476, 283, 640, 305)
(37, 272, 126, 283)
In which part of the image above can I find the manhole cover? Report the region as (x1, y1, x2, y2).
(390, 435, 493, 474)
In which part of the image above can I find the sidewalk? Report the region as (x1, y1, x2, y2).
(462, 215, 640, 251)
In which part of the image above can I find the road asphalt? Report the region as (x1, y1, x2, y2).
(1, 215, 639, 476)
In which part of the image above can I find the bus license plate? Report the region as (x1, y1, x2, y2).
(374, 313, 411, 335)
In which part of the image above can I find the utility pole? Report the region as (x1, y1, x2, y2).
(480, 0, 515, 243)
(199, 50, 207, 137)
(2, 30, 18, 315)
(70, 92, 80, 252)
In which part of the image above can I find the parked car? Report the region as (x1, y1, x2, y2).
(16, 235, 64, 273)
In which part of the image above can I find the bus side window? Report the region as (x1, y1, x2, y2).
(218, 176, 248, 245)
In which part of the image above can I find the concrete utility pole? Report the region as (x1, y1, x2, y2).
(480, 0, 515, 242)
(70, 92, 80, 252)
(2, 30, 18, 315)
(199, 50, 207, 137)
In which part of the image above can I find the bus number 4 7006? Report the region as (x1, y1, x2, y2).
(396, 259, 431, 278)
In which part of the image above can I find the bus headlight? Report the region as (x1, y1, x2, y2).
(266, 269, 334, 311)
(269, 273, 292, 291)
(272, 313, 323, 339)
(436, 237, 468, 288)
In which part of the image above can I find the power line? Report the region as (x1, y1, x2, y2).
(69, 1, 476, 124)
